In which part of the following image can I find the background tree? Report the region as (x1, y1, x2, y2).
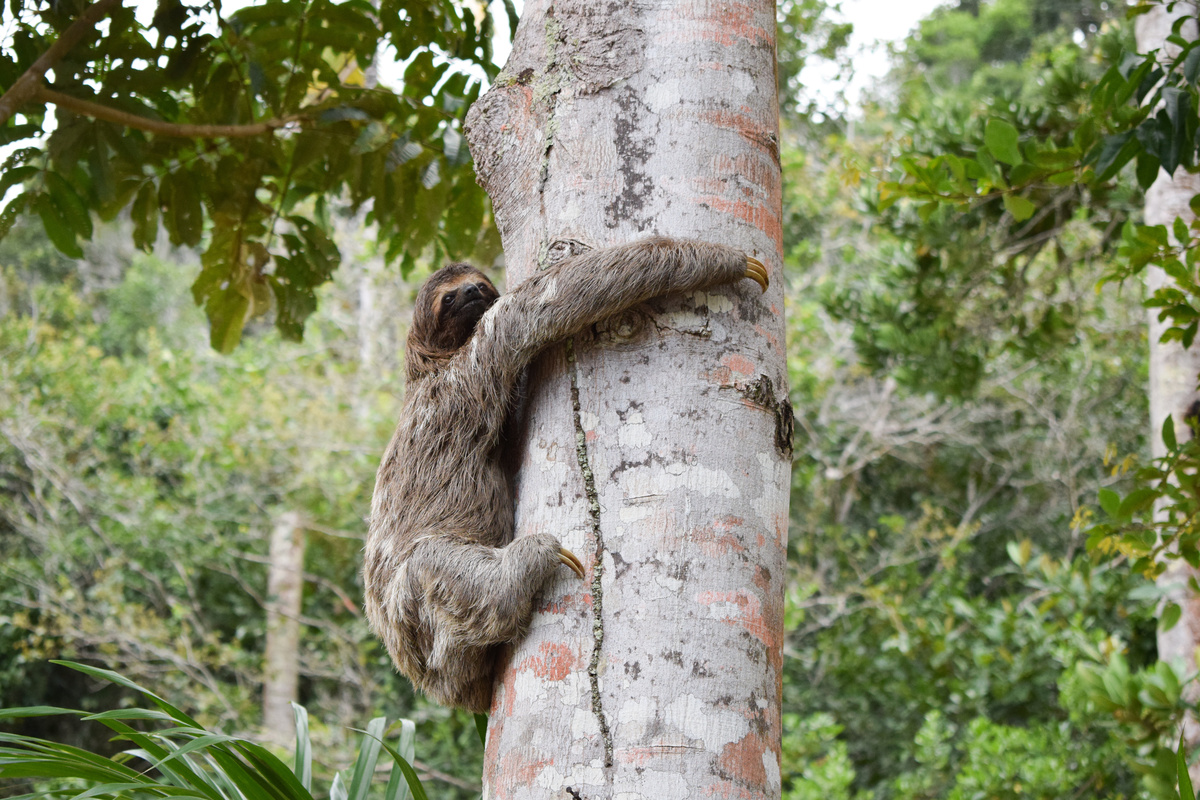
(463, 0, 790, 795)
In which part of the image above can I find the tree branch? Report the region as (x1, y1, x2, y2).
(0, 0, 123, 126)
(36, 86, 300, 138)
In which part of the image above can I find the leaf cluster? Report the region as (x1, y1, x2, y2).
(0, 0, 500, 351)
(0, 661, 431, 800)
(824, 1, 1138, 397)
(1086, 414, 1200, 611)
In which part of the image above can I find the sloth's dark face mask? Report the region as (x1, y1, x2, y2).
(427, 267, 499, 352)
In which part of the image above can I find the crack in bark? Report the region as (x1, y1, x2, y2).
(534, 11, 567, 262)
(566, 337, 614, 770)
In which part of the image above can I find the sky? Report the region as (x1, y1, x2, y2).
(492, 0, 948, 103)
(807, 0, 949, 107)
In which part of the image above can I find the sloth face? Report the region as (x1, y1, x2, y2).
(427, 269, 499, 353)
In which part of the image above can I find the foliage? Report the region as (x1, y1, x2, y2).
(0, 220, 487, 796)
(780, 713, 864, 800)
(0, 660, 430, 800)
(783, 489, 1157, 796)
(1088, 412, 1200, 576)
(776, 2, 1200, 798)
(0, 0, 500, 351)
(825, 0, 1139, 397)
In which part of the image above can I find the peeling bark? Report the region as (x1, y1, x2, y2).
(464, 0, 788, 796)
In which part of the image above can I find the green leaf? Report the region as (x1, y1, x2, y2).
(378, 742, 429, 800)
(0, 705, 81, 720)
(1165, 414, 1178, 451)
(346, 718, 386, 800)
(0, 164, 37, 195)
(384, 720, 417, 800)
(292, 704, 311, 792)
(442, 126, 463, 164)
(1002, 194, 1036, 222)
(1099, 488, 1122, 518)
(33, 192, 83, 258)
(1162, 601, 1183, 632)
(1137, 153, 1161, 189)
(1163, 87, 1193, 173)
(51, 662, 202, 728)
(205, 287, 250, 353)
(1180, 732, 1196, 800)
(420, 159, 441, 189)
(1186, 48, 1200, 85)
(984, 119, 1022, 166)
(351, 121, 392, 155)
(132, 182, 159, 252)
(1094, 131, 1139, 182)
(473, 713, 487, 748)
(0, 192, 29, 240)
(160, 171, 203, 248)
(1118, 487, 1159, 518)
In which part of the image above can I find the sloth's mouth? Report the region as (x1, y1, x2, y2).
(462, 295, 496, 315)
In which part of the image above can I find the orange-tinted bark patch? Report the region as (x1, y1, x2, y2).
(691, 516, 748, 558)
(721, 353, 757, 377)
(661, 0, 770, 47)
(541, 590, 592, 616)
(702, 365, 734, 385)
(492, 748, 551, 797)
(693, 194, 783, 251)
(710, 153, 781, 199)
(696, 589, 778, 649)
(518, 641, 576, 681)
(753, 323, 783, 356)
(753, 566, 786, 677)
(719, 732, 769, 786)
(696, 108, 778, 160)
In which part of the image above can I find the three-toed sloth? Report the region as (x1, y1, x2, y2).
(362, 237, 768, 712)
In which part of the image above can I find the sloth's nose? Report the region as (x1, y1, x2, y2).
(461, 283, 482, 301)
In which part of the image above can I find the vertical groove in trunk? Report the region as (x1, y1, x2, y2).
(465, 1, 789, 796)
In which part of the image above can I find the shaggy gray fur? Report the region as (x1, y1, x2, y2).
(363, 237, 757, 712)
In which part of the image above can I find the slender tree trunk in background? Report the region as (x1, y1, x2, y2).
(263, 511, 306, 744)
(1138, 0, 1200, 757)
(465, 1, 790, 796)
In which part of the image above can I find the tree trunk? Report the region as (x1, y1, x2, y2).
(464, 1, 790, 797)
(1138, 0, 1200, 757)
(263, 511, 306, 744)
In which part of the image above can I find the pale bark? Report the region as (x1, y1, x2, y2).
(464, 1, 789, 797)
(263, 511, 306, 743)
(1138, 0, 1200, 756)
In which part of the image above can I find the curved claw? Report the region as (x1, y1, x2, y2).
(745, 257, 769, 293)
(558, 547, 586, 580)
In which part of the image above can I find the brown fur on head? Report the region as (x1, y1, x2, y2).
(406, 263, 499, 382)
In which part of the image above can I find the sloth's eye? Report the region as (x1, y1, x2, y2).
(442, 292, 456, 308)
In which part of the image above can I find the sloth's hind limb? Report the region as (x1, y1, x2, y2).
(411, 533, 581, 663)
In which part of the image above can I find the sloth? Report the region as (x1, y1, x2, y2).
(362, 236, 768, 712)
